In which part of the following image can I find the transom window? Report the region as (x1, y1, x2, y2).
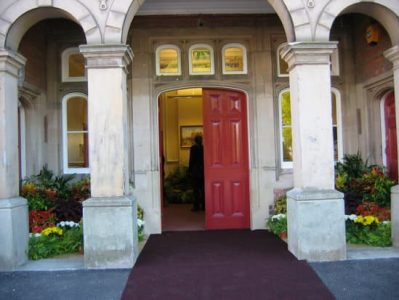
(156, 45, 181, 76)
(189, 44, 214, 75)
(61, 47, 86, 82)
(62, 93, 89, 174)
(222, 43, 247, 74)
(279, 89, 343, 168)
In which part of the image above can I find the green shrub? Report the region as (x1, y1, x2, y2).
(266, 214, 287, 236)
(28, 226, 83, 260)
(346, 220, 391, 247)
(335, 154, 394, 212)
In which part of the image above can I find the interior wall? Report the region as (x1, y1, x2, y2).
(161, 91, 203, 175)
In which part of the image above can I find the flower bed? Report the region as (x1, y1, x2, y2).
(28, 221, 83, 260)
(267, 156, 393, 247)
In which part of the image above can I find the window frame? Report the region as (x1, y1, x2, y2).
(222, 43, 248, 75)
(62, 92, 89, 174)
(61, 47, 86, 82)
(278, 89, 293, 169)
(155, 44, 182, 76)
(279, 88, 343, 169)
(188, 43, 215, 75)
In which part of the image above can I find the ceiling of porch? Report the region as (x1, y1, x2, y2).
(136, 0, 275, 15)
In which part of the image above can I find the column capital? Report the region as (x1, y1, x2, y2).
(0, 49, 26, 78)
(384, 45, 399, 71)
(281, 41, 338, 71)
(79, 44, 133, 73)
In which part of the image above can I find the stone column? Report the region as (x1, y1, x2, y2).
(0, 49, 29, 271)
(281, 42, 346, 261)
(80, 44, 137, 269)
(384, 45, 399, 247)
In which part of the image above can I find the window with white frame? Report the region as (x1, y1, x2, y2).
(61, 47, 86, 82)
(189, 44, 214, 75)
(222, 43, 247, 74)
(156, 45, 181, 76)
(62, 93, 89, 174)
(279, 88, 343, 168)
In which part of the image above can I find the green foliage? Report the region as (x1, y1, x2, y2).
(137, 205, 145, 242)
(266, 214, 287, 236)
(346, 221, 392, 247)
(336, 153, 369, 182)
(163, 166, 192, 204)
(273, 195, 287, 214)
(335, 153, 394, 212)
(21, 167, 91, 223)
(28, 226, 83, 260)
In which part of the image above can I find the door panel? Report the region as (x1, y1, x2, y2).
(385, 92, 398, 182)
(203, 89, 250, 229)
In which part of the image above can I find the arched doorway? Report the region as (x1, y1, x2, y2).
(159, 88, 250, 231)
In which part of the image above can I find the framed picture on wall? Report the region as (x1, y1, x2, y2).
(180, 126, 203, 148)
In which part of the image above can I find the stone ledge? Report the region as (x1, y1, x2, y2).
(0, 197, 27, 209)
(82, 196, 135, 208)
(287, 188, 343, 201)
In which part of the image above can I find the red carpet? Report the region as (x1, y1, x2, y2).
(122, 230, 334, 300)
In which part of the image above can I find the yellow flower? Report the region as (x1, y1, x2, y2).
(41, 226, 63, 236)
(354, 215, 379, 226)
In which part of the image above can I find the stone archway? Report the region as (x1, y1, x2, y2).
(111, 0, 297, 44)
(315, 0, 399, 43)
(0, 0, 101, 50)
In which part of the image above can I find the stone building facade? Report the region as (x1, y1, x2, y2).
(1, 0, 399, 270)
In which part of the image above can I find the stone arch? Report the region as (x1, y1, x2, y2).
(106, 0, 298, 44)
(105, 0, 145, 44)
(316, 0, 399, 44)
(0, 0, 102, 50)
(280, 0, 316, 41)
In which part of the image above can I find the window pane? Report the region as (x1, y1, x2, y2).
(281, 92, 291, 126)
(191, 48, 211, 73)
(69, 53, 85, 77)
(333, 126, 338, 161)
(282, 127, 293, 162)
(67, 133, 89, 168)
(67, 97, 87, 131)
(159, 48, 179, 74)
(224, 47, 244, 72)
(331, 93, 337, 125)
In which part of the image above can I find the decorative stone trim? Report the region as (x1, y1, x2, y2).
(384, 45, 399, 71)
(0, 50, 26, 78)
(281, 41, 337, 71)
(79, 44, 133, 73)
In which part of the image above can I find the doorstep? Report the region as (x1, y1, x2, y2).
(16, 239, 148, 272)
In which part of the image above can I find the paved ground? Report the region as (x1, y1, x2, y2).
(310, 258, 399, 299)
(1, 258, 399, 299)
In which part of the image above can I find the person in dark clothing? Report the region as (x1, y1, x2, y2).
(188, 134, 205, 211)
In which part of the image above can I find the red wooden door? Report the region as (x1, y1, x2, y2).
(203, 89, 250, 229)
(385, 91, 398, 182)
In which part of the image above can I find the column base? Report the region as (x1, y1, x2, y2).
(0, 197, 29, 271)
(391, 185, 399, 247)
(287, 188, 346, 262)
(82, 196, 138, 269)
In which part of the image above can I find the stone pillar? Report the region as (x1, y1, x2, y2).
(0, 49, 29, 271)
(80, 44, 137, 269)
(281, 42, 346, 261)
(384, 45, 399, 247)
